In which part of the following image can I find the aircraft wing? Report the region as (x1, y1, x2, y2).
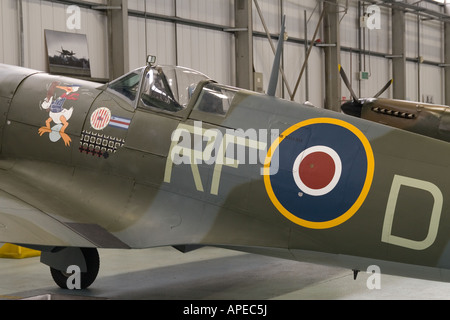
(0, 166, 129, 249)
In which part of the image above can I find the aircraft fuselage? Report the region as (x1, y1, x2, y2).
(1, 63, 450, 283)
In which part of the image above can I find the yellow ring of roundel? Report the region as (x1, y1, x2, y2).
(263, 117, 375, 229)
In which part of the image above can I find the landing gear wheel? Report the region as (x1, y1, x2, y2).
(50, 248, 100, 289)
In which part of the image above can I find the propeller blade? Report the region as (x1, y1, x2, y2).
(339, 64, 359, 102)
(373, 79, 393, 98)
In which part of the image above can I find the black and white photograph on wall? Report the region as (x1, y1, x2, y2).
(45, 29, 91, 77)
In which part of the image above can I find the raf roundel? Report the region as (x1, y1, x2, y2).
(264, 118, 374, 229)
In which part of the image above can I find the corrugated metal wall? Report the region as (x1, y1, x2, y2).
(0, 0, 446, 106)
(405, 14, 444, 103)
(253, 0, 324, 104)
(0, 0, 20, 66)
(340, 2, 392, 103)
(128, 0, 235, 85)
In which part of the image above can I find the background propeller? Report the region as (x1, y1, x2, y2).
(373, 78, 393, 98)
(338, 65, 393, 118)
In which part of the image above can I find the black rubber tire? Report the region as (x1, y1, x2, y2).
(50, 248, 100, 289)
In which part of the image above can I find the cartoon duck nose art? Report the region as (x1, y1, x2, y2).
(38, 81, 80, 147)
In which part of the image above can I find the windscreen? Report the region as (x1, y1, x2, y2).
(140, 66, 210, 112)
(107, 68, 144, 103)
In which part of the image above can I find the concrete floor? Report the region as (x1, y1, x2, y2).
(1, 246, 450, 300)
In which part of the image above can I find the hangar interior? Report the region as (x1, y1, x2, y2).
(1, 0, 450, 109)
(2, 0, 450, 300)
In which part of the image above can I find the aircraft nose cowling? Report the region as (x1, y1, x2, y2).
(0, 64, 41, 150)
(0, 64, 39, 99)
(341, 100, 362, 118)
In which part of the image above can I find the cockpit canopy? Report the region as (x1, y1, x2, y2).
(107, 65, 211, 112)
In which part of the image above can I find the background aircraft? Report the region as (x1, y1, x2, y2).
(339, 65, 450, 144)
(57, 46, 76, 58)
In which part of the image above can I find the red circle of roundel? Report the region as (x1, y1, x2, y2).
(292, 145, 342, 197)
(299, 151, 335, 190)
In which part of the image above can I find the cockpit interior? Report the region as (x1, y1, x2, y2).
(106, 63, 239, 118)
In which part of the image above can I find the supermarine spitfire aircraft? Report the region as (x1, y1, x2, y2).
(339, 65, 450, 144)
(3, 25, 450, 290)
(57, 46, 76, 58)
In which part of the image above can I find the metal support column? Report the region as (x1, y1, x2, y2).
(323, 0, 341, 111)
(108, 0, 129, 80)
(17, 0, 24, 67)
(392, 8, 406, 100)
(235, 0, 253, 91)
(304, 10, 309, 102)
(417, 14, 421, 101)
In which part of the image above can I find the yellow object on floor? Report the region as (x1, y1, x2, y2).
(0, 244, 40, 259)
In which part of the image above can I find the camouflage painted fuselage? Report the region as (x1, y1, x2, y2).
(1, 63, 450, 282)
